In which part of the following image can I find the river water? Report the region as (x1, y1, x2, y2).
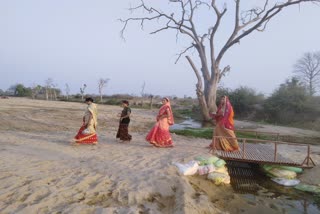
(171, 118, 208, 130)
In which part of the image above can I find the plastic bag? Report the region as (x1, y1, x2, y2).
(198, 164, 215, 175)
(262, 164, 274, 172)
(207, 172, 230, 185)
(271, 178, 300, 186)
(207, 156, 219, 165)
(214, 159, 226, 168)
(194, 156, 207, 162)
(262, 164, 303, 173)
(268, 168, 297, 179)
(173, 161, 199, 176)
(277, 166, 303, 173)
(194, 156, 208, 166)
(294, 184, 320, 194)
(198, 160, 209, 166)
(214, 166, 228, 175)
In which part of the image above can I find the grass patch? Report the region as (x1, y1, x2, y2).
(171, 128, 213, 139)
(172, 128, 320, 145)
(173, 107, 203, 121)
(173, 109, 195, 119)
(171, 128, 271, 140)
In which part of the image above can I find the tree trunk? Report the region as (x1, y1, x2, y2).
(100, 93, 103, 102)
(186, 56, 218, 121)
(309, 79, 313, 96)
(53, 90, 57, 100)
(196, 84, 211, 121)
(149, 96, 153, 109)
(45, 88, 49, 100)
(205, 77, 219, 112)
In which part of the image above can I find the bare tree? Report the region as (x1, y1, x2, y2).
(120, 0, 320, 120)
(65, 83, 70, 100)
(51, 83, 58, 100)
(293, 52, 320, 96)
(98, 78, 110, 102)
(80, 84, 87, 100)
(141, 81, 146, 97)
(31, 84, 42, 99)
(149, 94, 154, 109)
(45, 78, 53, 101)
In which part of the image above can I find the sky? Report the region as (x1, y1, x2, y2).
(0, 0, 320, 97)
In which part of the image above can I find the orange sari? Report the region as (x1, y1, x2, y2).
(146, 101, 174, 147)
(209, 96, 239, 151)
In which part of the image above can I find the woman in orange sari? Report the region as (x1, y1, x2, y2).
(209, 96, 239, 151)
(146, 97, 174, 148)
(73, 97, 98, 145)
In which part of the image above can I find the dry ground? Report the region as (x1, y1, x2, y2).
(0, 98, 319, 214)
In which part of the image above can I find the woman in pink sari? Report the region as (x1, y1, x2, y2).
(209, 96, 239, 151)
(146, 97, 174, 148)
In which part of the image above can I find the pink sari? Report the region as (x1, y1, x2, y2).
(209, 96, 239, 151)
(146, 101, 174, 147)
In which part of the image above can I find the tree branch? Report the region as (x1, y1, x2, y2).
(120, 0, 195, 40)
(209, 0, 227, 78)
(186, 55, 203, 93)
(175, 44, 195, 64)
(216, 0, 320, 65)
(219, 65, 231, 81)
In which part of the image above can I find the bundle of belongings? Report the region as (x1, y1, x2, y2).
(173, 155, 230, 185)
(261, 164, 303, 186)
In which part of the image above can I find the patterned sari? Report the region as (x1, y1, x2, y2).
(146, 100, 174, 147)
(209, 96, 239, 151)
(74, 103, 98, 144)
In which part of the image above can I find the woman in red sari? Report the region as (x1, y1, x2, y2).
(209, 96, 239, 151)
(146, 97, 174, 148)
(73, 97, 98, 145)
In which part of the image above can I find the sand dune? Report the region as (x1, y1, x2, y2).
(0, 98, 319, 214)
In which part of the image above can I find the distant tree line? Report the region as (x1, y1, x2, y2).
(2, 76, 319, 130)
(1, 51, 319, 130)
(1, 83, 61, 99)
(216, 77, 320, 130)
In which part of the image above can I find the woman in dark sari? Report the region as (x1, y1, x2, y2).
(116, 100, 132, 142)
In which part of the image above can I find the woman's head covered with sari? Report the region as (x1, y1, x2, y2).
(159, 97, 174, 125)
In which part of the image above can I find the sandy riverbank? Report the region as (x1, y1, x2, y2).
(0, 98, 319, 214)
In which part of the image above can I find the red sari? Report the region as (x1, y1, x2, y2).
(74, 103, 98, 145)
(209, 96, 239, 151)
(74, 125, 98, 144)
(146, 101, 174, 147)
